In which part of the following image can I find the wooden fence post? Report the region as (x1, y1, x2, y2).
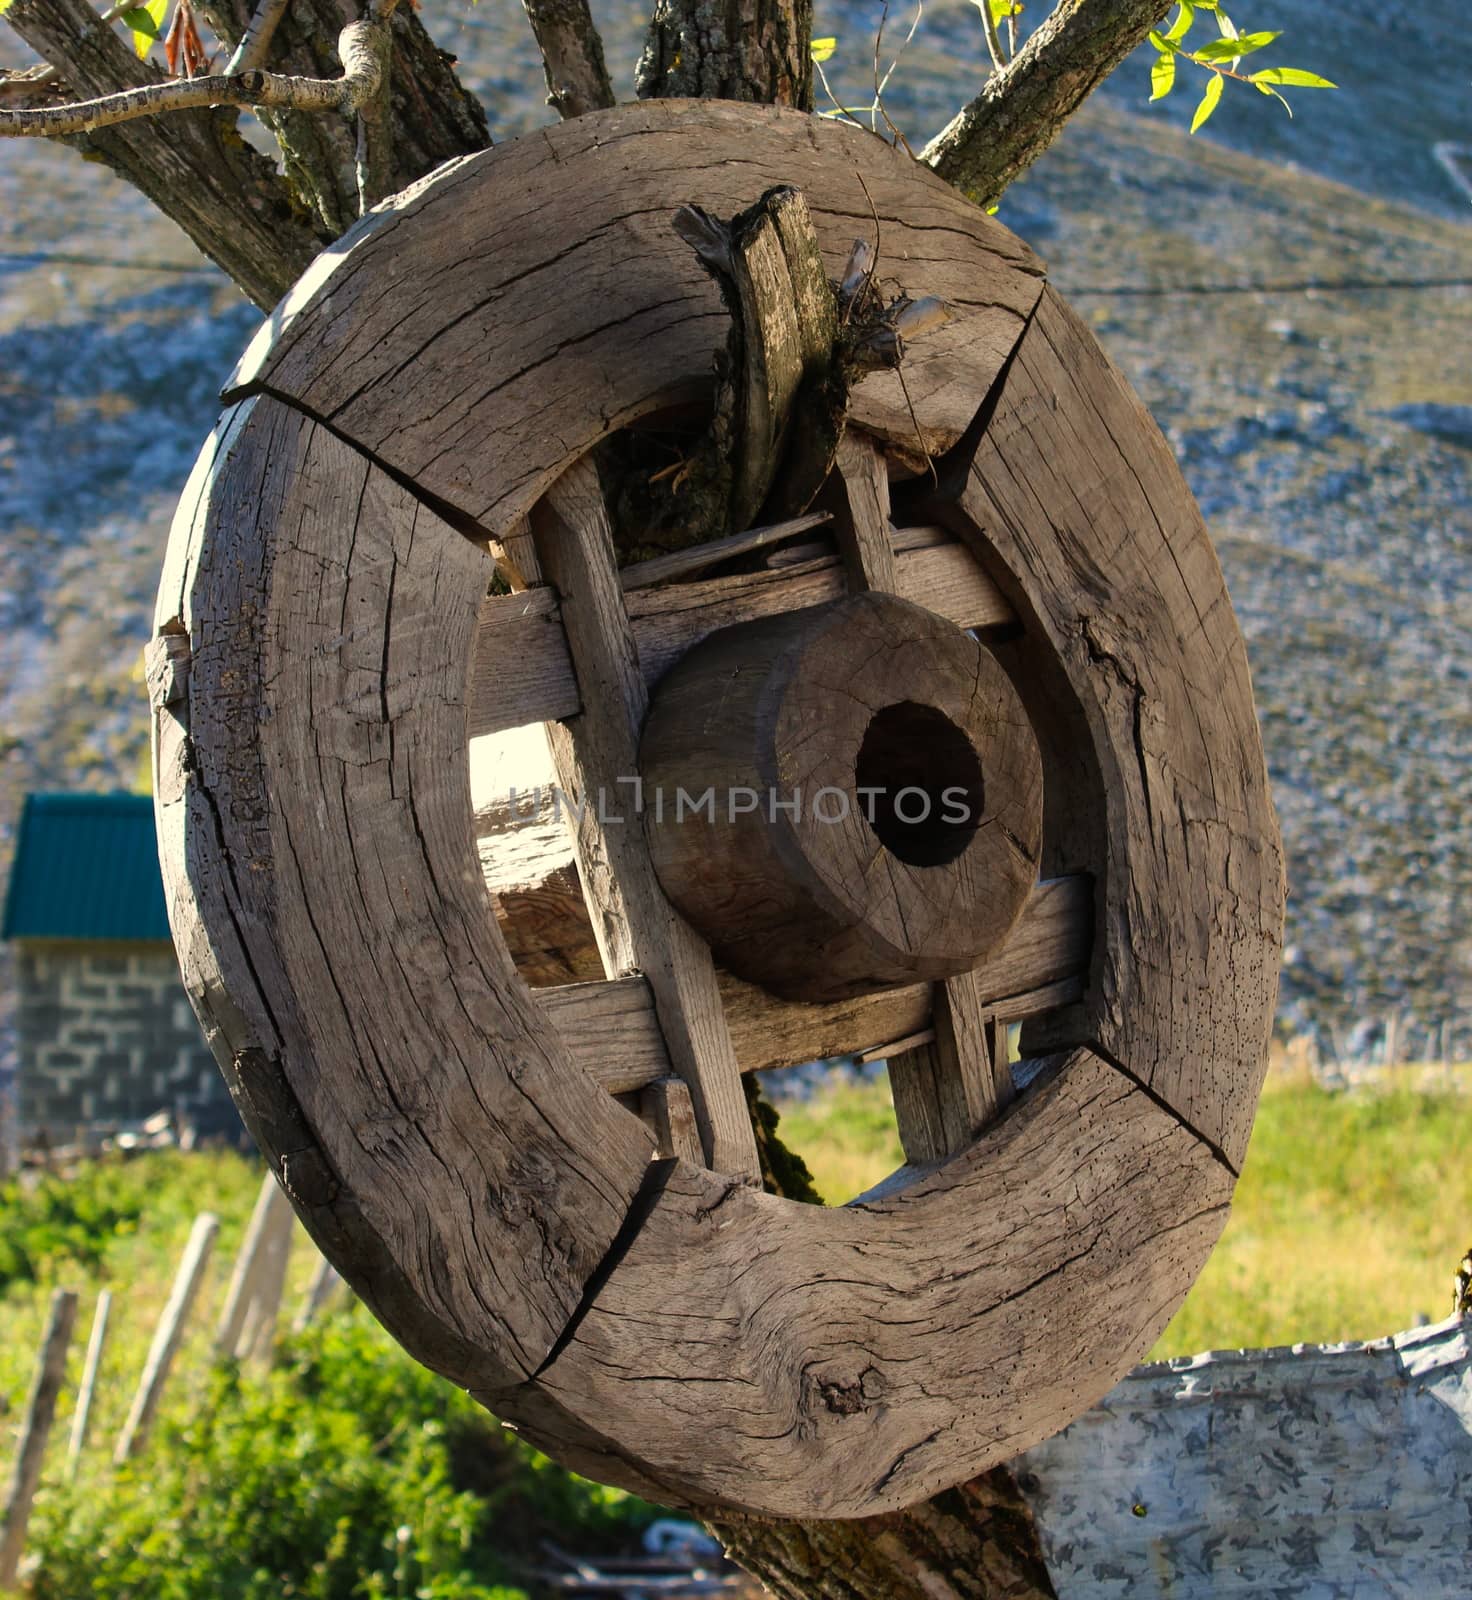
(0, 1289, 79, 1589)
(215, 1171, 292, 1357)
(291, 1254, 342, 1333)
(114, 1213, 218, 1464)
(239, 1209, 295, 1365)
(64, 1289, 112, 1479)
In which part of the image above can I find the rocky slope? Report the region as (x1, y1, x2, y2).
(0, 3, 1466, 1062)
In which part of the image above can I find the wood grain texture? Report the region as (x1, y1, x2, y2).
(533, 459, 759, 1179)
(468, 526, 1015, 739)
(152, 396, 654, 1393)
(931, 286, 1285, 1168)
(225, 100, 1044, 538)
(517, 1048, 1234, 1518)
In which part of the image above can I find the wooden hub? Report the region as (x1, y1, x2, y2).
(639, 592, 1043, 1001)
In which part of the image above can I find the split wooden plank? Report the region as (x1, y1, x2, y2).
(538, 875, 1092, 1094)
(532, 457, 760, 1180)
(116, 1213, 219, 1463)
(64, 1289, 111, 1479)
(0, 1289, 78, 1588)
(495, 515, 544, 591)
(468, 528, 1015, 739)
(640, 1079, 704, 1164)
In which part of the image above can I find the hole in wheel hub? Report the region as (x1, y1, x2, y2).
(855, 702, 985, 869)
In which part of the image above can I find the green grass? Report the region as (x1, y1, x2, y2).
(0, 1150, 653, 1599)
(771, 1067, 1472, 1356)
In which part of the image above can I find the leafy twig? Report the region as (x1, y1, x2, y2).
(1147, 0, 1336, 131)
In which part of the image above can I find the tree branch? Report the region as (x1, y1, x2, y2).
(5, 0, 324, 306)
(225, 0, 291, 75)
(0, 13, 392, 137)
(521, 0, 613, 119)
(922, 0, 1172, 207)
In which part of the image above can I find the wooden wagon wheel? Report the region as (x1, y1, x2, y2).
(149, 101, 1284, 1520)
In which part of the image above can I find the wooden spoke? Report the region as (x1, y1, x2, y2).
(532, 457, 760, 1181)
(536, 876, 1092, 1097)
(829, 429, 1020, 1163)
(618, 511, 832, 590)
(468, 518, 1015, 740)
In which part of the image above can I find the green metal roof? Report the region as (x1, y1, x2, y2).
(2, 793, 172, 943)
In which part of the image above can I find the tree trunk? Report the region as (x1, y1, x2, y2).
(10, 0, 490, 304)
(712, 1475, 1057, 1600)
(922, 0, 1172, 206)
(636, 0, 812, 107)
(194, 0, 490, 238)
(9, 0, 320, 307)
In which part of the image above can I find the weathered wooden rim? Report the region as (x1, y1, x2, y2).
(153, 101, 1282, 1520)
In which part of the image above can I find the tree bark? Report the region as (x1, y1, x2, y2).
(922, 0, 1172, 206)
(636, 0, 812, 107)
(8, 0, 489, 299)
(712, 1475, 1057, 1600)
(193, 0, 489, 238)
(522, 0, 614, 119)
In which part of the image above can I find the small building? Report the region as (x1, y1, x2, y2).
(1, 792, 235, 1138)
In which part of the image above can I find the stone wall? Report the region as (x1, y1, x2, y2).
(14, 940, 232, 1134)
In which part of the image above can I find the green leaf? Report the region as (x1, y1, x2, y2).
(0, 0, 13, 16)
(121, 0, 167, 57)
(1150, 52, 1176, 100)
(810, 35, 837, 61)
(1147, 28, 1175, 53)
(1194, 30, 1277, 60)
(1251, 66, 1338, 87)
(1165, 2, 1194, 43)
(1216, 9, 1239, 38)
(1190, 69, 1223, 132)
(1254, 79, 1294, 114)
